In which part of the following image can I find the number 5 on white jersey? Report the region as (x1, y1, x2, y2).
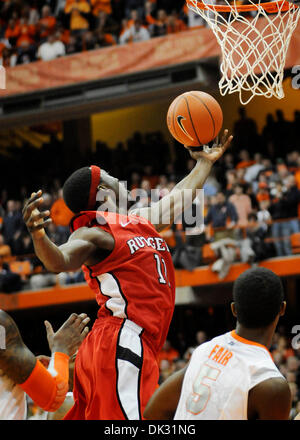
(187, 364, 220, 415)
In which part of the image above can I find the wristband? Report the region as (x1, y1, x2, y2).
(20, 352, 69, 412)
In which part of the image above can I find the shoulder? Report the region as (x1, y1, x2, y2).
(248, 377, 291, 420)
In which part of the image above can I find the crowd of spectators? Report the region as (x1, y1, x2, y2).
(0, 0, 203, 66)
(0, 107, 300, 290)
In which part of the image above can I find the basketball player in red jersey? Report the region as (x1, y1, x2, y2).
(22, 130, 232, 420)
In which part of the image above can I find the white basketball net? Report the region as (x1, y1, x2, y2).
(187, 0, 300, 104)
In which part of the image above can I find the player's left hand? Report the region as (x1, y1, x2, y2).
(22, 190, 52, 239)
(186, 129, 233, 164)
(45, 313, 90, 357)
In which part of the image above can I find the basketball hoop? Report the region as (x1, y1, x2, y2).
(186, 0, 300, 104)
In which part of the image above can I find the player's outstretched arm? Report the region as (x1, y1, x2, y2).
(23, 191, 114, 273)
(143, 366, 187, 420)
(0, 310, 89, 412)
(0, 309, 36, 384)
(247, 377, 291, 420)
(132, 130, 233, 232)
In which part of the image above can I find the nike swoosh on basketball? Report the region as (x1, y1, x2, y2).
(177, 115, 194, 141)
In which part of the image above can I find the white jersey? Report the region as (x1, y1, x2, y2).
(174, 331, 283, 420)
(0, 370, 26, 420)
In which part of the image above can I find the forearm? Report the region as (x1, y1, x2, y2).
(172, 157, 212, 195)
(154, 158, 212, 230)
(31, 234, 69, 273)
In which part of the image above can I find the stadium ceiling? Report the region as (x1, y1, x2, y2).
(0, 59, 219, 130)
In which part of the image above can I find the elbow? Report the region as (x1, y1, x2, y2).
(43, 263, 64, 274)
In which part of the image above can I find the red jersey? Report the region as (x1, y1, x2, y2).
(70, 210, 175, 353)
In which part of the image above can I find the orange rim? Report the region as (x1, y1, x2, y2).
(186, 0, 298, 13)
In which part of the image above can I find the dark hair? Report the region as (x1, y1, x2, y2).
(63, 167, 93, 213)
(233, 267, 284, 328)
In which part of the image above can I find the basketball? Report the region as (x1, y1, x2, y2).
(167, 91, 223, 147)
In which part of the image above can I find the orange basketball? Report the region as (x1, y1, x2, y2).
(167, 91, 223, 147)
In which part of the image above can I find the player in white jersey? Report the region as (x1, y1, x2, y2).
(0, 310, 89, 420)
(144, 267, 292, 420)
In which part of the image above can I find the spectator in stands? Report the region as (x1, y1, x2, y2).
(245, 183, 259, 211)
(245, 212, 269, 262)
(16, 17, 36, 48)
(119, 18, 150, 43)
(12, 232, 34, 256)
(2, 200, 23, 252)
(274, 109, 293, 154)
(145, 1, 157, 27)
(222, 152, 235, 172)
(286, 151, 299, 170)
(124, 0, 145, 19)
(233, 107, 258, 150)
(95, 10, 119, 37)
(256, 181, 270, 205)
(65, 0, 91, 37)
(123, 9, 139, 31)
(257, 199, 272, 233)
(195, 330, 207, 346)
(276, 162, 290, 187)
(224, 170, 237, 197)
(37, 31, 66, 61)
(46, 222, 67, 247)
(269, 182, 291, 256)
(228, 183, 252, 227)
(284, 174, 300, 234)
(244, 153, 265, 183)
(262, 113, 276, 147)
(158, 340, 180, 368)
(205, 191, 238, 241)
(158, 359, 174, 384)
(151, 9, 168, 37)
(0, 254, 22, 293)
(38, 5, 57, 42)
(166, 10, 187, 34)
(5, 18, 21, 47)
(16, 40, 36, 64)
(235, 149, 255, 171)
